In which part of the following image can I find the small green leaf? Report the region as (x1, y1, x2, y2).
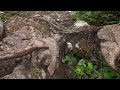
(87, 62, 93, 71)
(75, 66, 84, 76)
(83, 64, 86, 67)
(62, 55, 76, 62)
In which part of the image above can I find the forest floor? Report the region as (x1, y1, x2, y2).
(0, 11, 120, 79)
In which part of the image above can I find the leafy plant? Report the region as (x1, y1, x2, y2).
(63, 55, 120, 79)
(62, 55, 77, 68)
(99, 67, 120, 79)
(75, 65, 84, 78)
(72, 11, 120, 26)
(74, 59, 100, 79)
(117, 17, 120, 24)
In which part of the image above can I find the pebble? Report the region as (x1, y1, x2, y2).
(74, 20, 89, 28)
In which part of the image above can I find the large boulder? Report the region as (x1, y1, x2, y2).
(63, 26, 101, 60)
(97, 24, 120, 71)
(0, 11, 71, 79)
(0, 25, 66, 79)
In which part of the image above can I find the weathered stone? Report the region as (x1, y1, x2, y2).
(0, 12, 69, 79)
(0, 20, 3, 40)
(74, 20, 89, 28)
(97, 24, 120, 70)
(62, 27, 99, 60)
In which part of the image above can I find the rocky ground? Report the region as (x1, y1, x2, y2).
(0, 11, 120, 79)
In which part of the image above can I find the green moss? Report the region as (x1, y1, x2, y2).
(32, 67, 42, 75)
(40, 28, 50, 33)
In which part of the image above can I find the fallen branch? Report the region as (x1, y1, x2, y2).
(0, 45, 49, 61)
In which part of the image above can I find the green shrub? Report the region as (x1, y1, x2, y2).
(72, 11, 120, 26)
(62, 55, 77, 68)
(99, 67, 120, 79)
(63, 55, 120, 79)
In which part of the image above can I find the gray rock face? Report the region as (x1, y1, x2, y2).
(0, 12, 73, 79)
(97, 24, 120, 70)
(0, 13, 67, 79)
(0, 20, 3, 40)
